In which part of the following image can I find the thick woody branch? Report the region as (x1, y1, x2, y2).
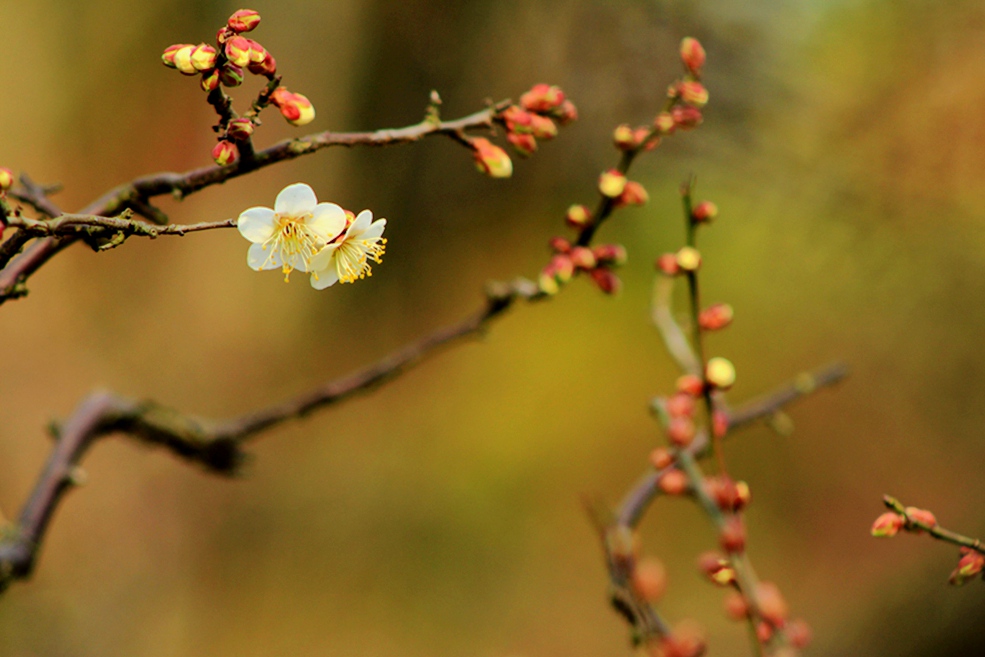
(0, 278, 540, 593)
(0, 100, 507, 304)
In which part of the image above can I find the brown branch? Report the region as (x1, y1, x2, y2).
(0, 277, 540, 594)
(8, 173, 64, 219)
(5, 213, 237, 241)
(0, 100, 508, 305)
(882, 495, 985, 555)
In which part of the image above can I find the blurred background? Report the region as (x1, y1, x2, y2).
(2, 0, 985, 655)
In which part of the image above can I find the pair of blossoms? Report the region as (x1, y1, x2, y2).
(237, 183, 386, 289)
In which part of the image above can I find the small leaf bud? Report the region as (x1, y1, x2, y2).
(616, 180, 649, 207)
(656, 253, 680, 276)
(661, 621, 707, 657)
(593, 244, 627, 266)
(680, 37, 706, 77)
(226, 118, 254, 141)
(705, 357, 736, 390)
(190, 43, 217, 72)
(569, 246, 597, 270)
(691, 200, 718, 223)
(224, 36, 252, 67)
(520, 83, 565, 113)
(631, 557, 667, 603)
(219, 63, 245, 87)
(227, 9, 261, 33)
(719, 515, 746, 553)
(471, 138, 513, 178)
(705, 475, 741, 512)
(565, 204, 592, 229)
(870, 512, 904, 537)
(658, 469, 689, 495)
(598, 169, 627, 198)
(675, 246, 701, 271)
(211, 140, 239, 166)
(699, 303, 734, 331)
(650, 446, 674, 470)
(506, 131, 538, 157)
(0, 167, 13, 192)
(590, 267, 621, 295)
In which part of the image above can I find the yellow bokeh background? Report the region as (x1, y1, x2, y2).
(2, 1, 985, 655)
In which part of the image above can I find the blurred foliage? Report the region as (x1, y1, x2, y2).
(2, 0, 985, 656)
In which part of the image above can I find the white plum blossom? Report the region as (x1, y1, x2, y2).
(237, 183, 347, 281)
(308, 209, 387, 289)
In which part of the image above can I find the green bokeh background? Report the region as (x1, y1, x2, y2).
(2, 1, 985, 655)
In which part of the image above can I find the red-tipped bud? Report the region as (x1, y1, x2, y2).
(528, 114, 558, 140)
(786, 619, 813, 649)
(171, 44, 198, 75)
(565, 204, 592, 229)
(667, 417, 696, 447)
(248, 52, 277, 77)
(227, 9, 261, 33)
(734, 481, 751, 510)
(697, 551, 736, 587)
(672, 105, 703, 130)
(950, 547, 985, 585)
(224, 36, 252, 67)
(613, 123, 636, 150)
(211, 140, 239, 166)
(501, 105, 533, 133)
(590, 267, 621, 295)
(676, 374, 704, 397)
(678, 81, 709, 107)
(274, 90, 316, 126)
(705, 476, 742, 512)
(904, 507, 938, 533)
(632, 558, 667, 602)
(658, 469, 689, 496)
(162, 43, 193, 69)
(569, 246, 597, 270)
(691, 201, 718, 223)
(756, 582, 789, 626)
(553, 99, 578, 125)
(675, 246, 701, 271)
(719, 515, 746, 553)
(538, 270, 560, 295)
(598, 169, 627, 198)
(637, 127, 658, 151)
(664, 392, 697, 418)
(659, 621, 707, 657)
(680, 37, 706, 77)
(200, 69, 220, 92)
(616, 180, 649, 207)
(699, 303, 734, 331)
(226, 118, 254, 141)
(650, 446, 674, 470)
(219, 63, 245, 87)
(472, 138, 513, 178)
(654, 111, 676, 135)
(593, 244, 627, 266)
(190, 43, 217, 72)
(550, 254, 575, 283)
(656, 253, 681, 276)
(245, 39, 267, 64)
(216, 27, 233, 45)
(0, 167, 13, 192)
(723, 591, 749, 621)
(548, 236, 571, 254)
(755, 622, 773, 644)
(705, 357, 736, 390)
(520, 83, 565, 113)
(506, 131, 538, 157)
(871, 512, 904, 537)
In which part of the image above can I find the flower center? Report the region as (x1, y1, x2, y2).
(260, 212, 321, 281)
(334, 235, 387, 284)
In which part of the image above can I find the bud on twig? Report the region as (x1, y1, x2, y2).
(904, 506, 938, 533)
(698, 303, 734, 331)
(569, 246, 597, 270)
(870, 512, 904, 537)
(676, 374, 704, 397)
(656, 253, 680, 276)
(650, 446, 674, 470)
(593, 244, 627, 267)
(677, 81, 709, 107)
(227, 9, 261, 33)
(680, 37, 706, 77)
(616, 181, 649, 208)
(520, 83, 565, 113)
(949, 547, 985, 585)
(506, 132, 537, 157)
(0, 167, 13, 192)
(226, 118, 254, 141)
(672, 105, 703, 130)
(211, 140, 239, 166)
(705, 357, 736, 390)
(631, 557, 667, 602)
(190, 43, 217, 72)
(471, 138, 513, 178)
(598, 169, 628, 198)
(224, 36, 253, 67)
(697, 551, 736, 586)
(565, 204, 592, 229)
(658, 469, 689, 496)
(590, 267, 621, 295)
(719, 515, 746, 553)
(691, 201, 718, 223)
(675, 246, 701, 272)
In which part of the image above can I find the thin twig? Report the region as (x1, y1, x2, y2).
(882, 495, 985, 555)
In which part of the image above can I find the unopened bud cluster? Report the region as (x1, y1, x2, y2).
(539, 236, 626, 296)
(475, 84, 577, 178)
(162, 9, 316, 166)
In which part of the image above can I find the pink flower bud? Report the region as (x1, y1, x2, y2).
(697, 551, 735, 587)
(590, 267, 621, 295)
(871, 512, 904, 537)
(190, 43, 217, 72)
(270, 89, 315, 126)
(593, 243, 627, 266)
(675, 246, 701, 271)
(676, 374, 704, 397)
(656, 253, 681, 276)
(719, 515, 746, 553)
(248, 52, 277, 77)
(226, 118, 254, 141)
(613, 123, 636, 150)
(569, 246, 597, 270)
(553, 99, 578, 125)
(565, 204, 592, 229)
(506, 131, 537, 157)
(949, 547, 985, 585)
(658, 469, 689, 495)
(211, 140, 239, 166)
(224, 36, 252, 67)
(678, 81, 709, 107)
(712, 409, 729, 438)
(171, 44, 198, 75)
(786, 619, 813, 649)
(699, 303, 734, 331)
(548, 236, 571, 254)
(549, 254, 575, 283)
(724, 591, 749, 620)
(650, 446, 674, 470)
(245, 39, 268, 64)
(755, 622, 773, 644)
(500, 105, 533, 133)
(660, 622, 707, 657)
(162, 43, 193, 69)
(680, 37, 706, 77)
(904, 507, 938, 533)
(616, 180, 649, 207)
(0, 167, 13, 191)
(756, 582, 789, 626)
(692, 200, 718, 223)
(734, 481, 751, 510)
(666, 392, 696, 418)
(200, 69, 220, 92)
(598, 169, 627, 198)
(529, 114, 557, 140)
(520, 83, 565, 113)
(654, 111, 676, 134)
(631, 558, 667, 602)
(672, 105, 703, 130)
(668, 417, 696, 447)
(705, 357, 736, 390)
(227, 9, 261, 33)
(219, 63, 245, 87)
(472, 138, 513, 179)
(538, 270, 560, 295)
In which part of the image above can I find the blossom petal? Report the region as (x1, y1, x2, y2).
(248, 242, 282, 270)
(361, 218, 387, 240)
(308, 243, 338, 271)
(274, 182, 317, 215)
(308, 203, 347, 241)
(310, 266, 339, 289)
(237, 207, 276, 243)
(350, 209, 373, 235)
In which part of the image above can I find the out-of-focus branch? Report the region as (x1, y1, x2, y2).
(0, 100, 508, 305)
(0, 278, 540, 594)
(8, 173, 64, 219)
(882, 495, 985, 554)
